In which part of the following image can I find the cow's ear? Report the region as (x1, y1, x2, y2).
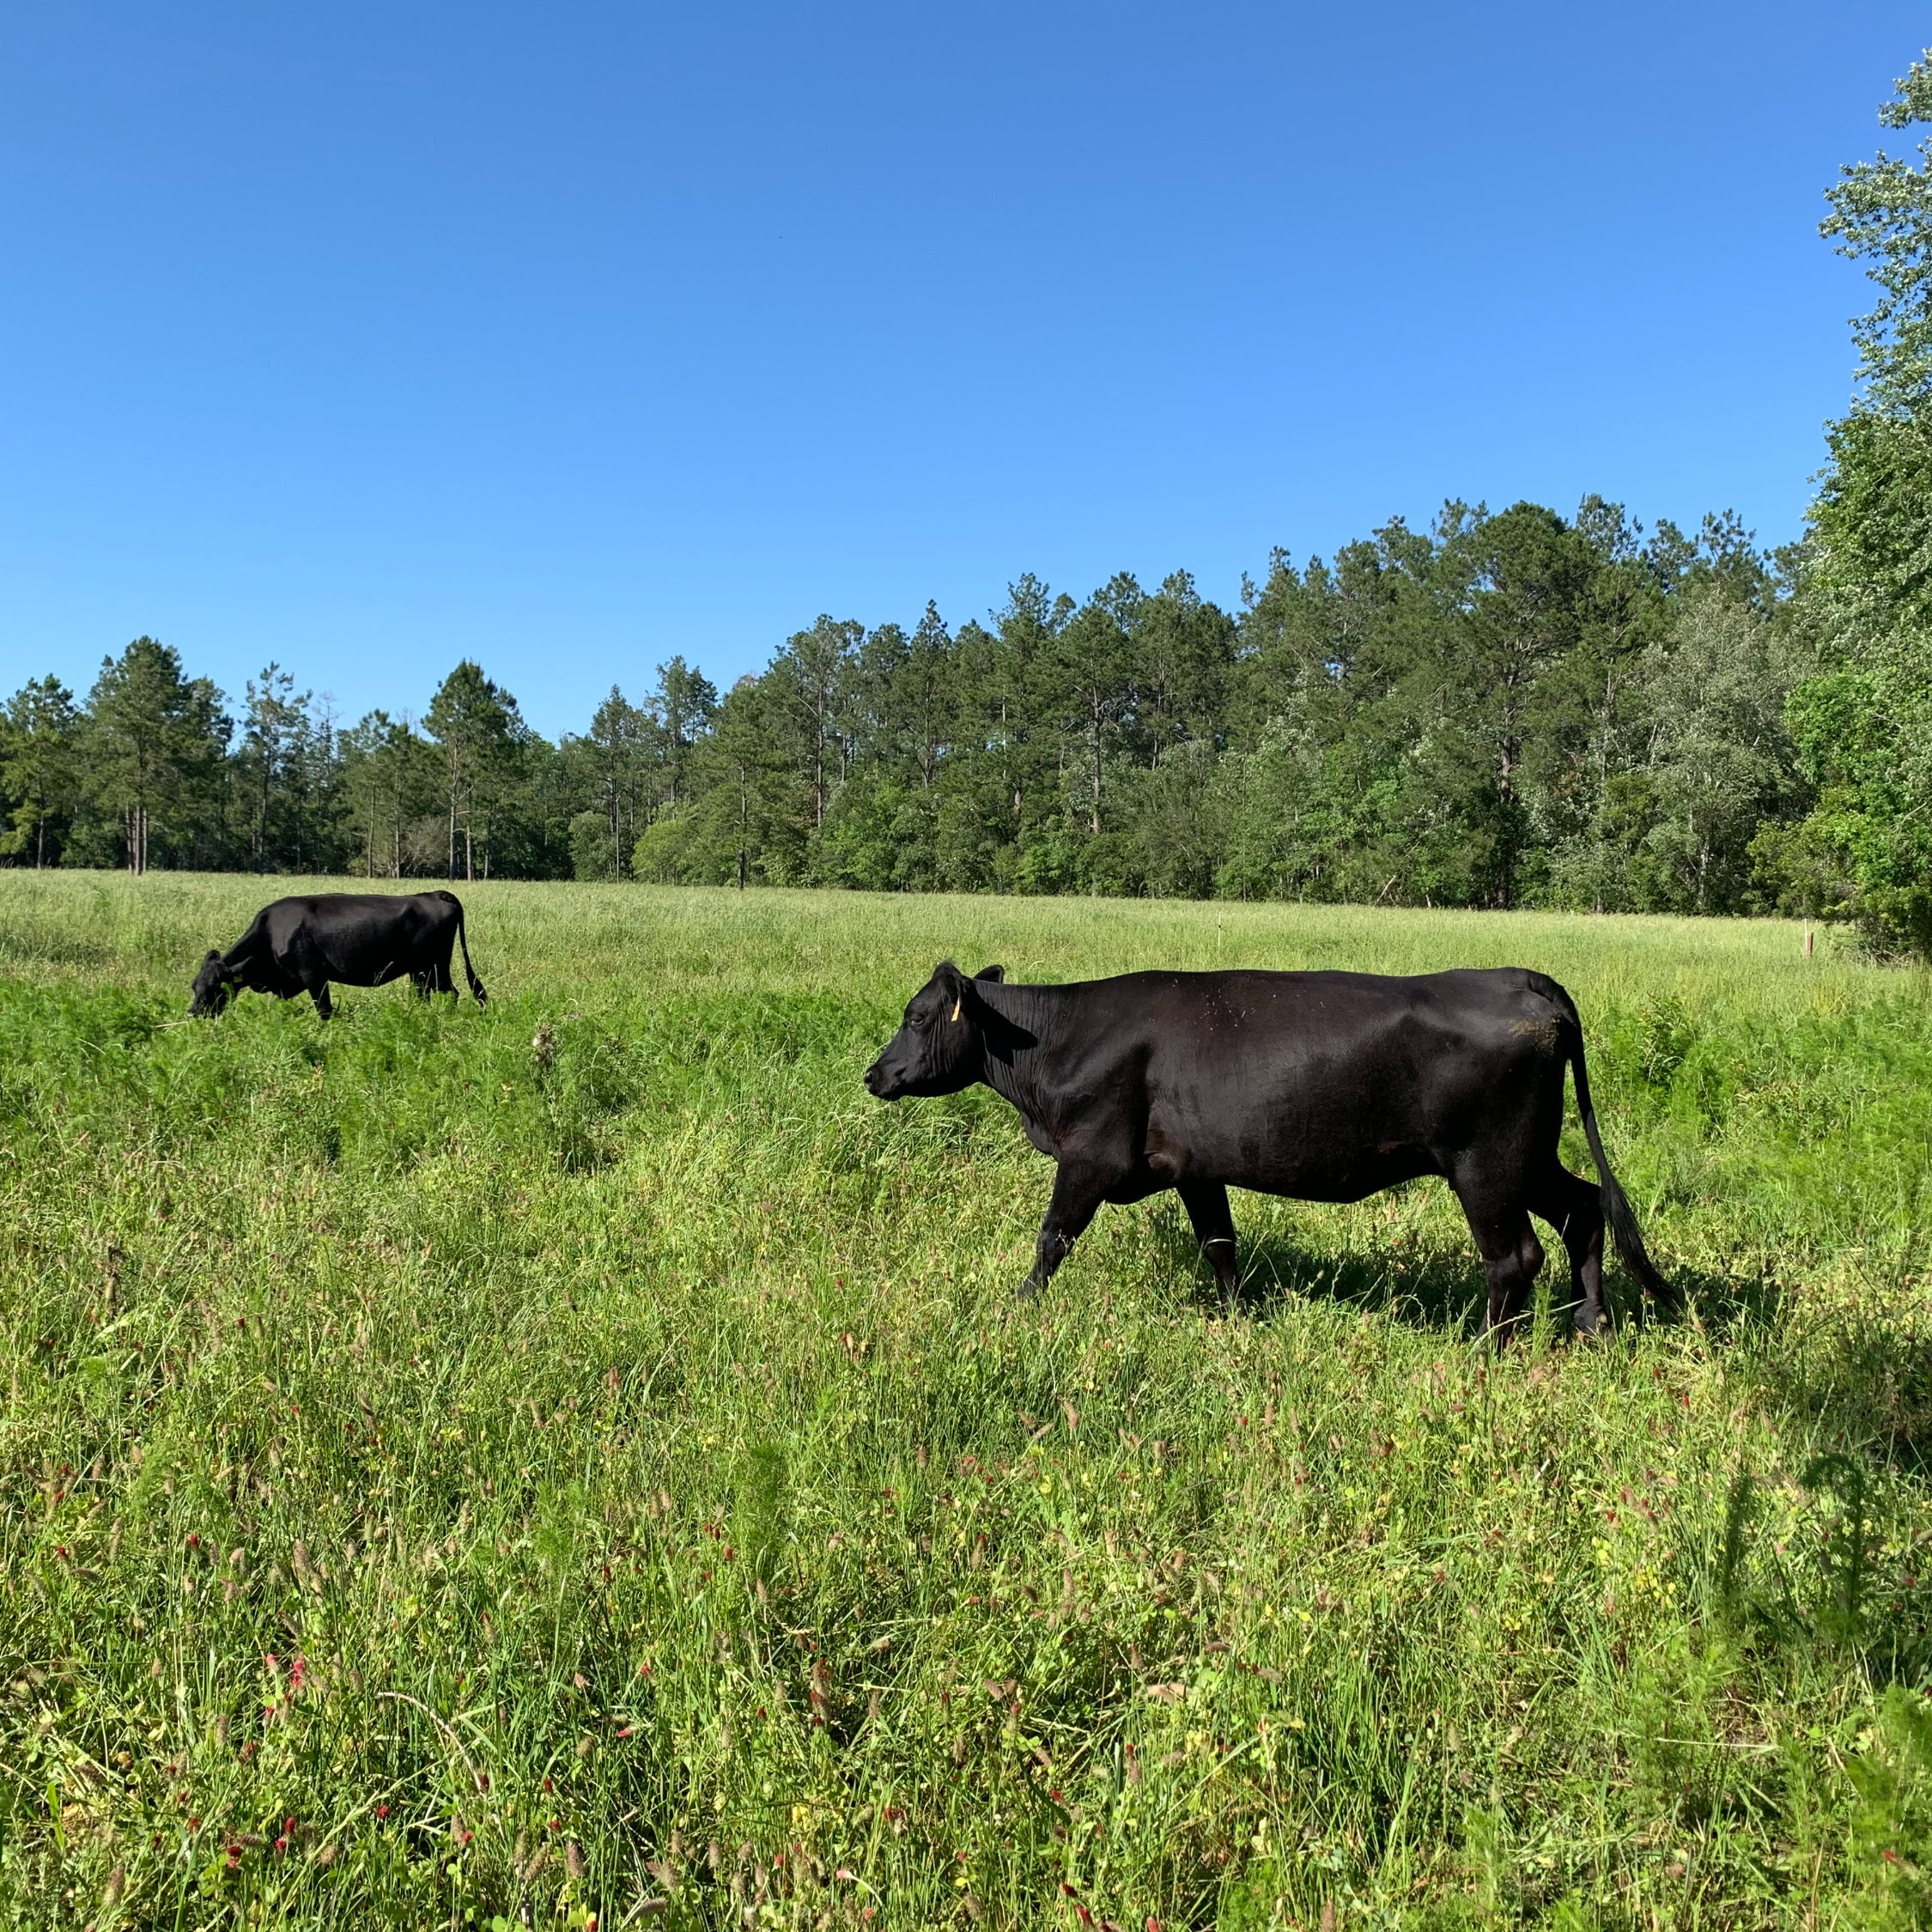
(974, 964, 1005, 982)
(203, 949, 222, 963)
(931, 959, 967, 1022)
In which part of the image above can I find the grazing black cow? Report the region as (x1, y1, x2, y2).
(863, 961, 1670, 1341)
(189, 891, 487, 1021)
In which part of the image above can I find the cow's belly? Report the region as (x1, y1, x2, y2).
(1158, 1134, 1440, 1202)
(1246, 1139, 1440, 1202)
(1144, 1088, 1447, 1203)
(315, 927, 434, 985)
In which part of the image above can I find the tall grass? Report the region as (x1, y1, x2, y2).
(3, 874, 1932, 1929)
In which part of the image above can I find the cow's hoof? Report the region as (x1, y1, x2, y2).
(1014, 1277, 1042, 1301)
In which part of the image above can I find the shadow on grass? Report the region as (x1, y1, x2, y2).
(1646, 1256, 1932, 1481)
(1143, 1208, 1483, 1333)
(1662, 1257, 1787, 1335)
(1626, 1265, 1932, 1676)
(1728, 1303, 1932, 1483)
(1240, 1230, 1484, 1332)
(1151, 1206, 1749, 1343)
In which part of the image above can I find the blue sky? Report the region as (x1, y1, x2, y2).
(0, 2, 1923, 737)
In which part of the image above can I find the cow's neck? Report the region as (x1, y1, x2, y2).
(971, 981, 1057, 1124)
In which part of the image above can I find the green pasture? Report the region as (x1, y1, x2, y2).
(4, 874, 1932, 1929)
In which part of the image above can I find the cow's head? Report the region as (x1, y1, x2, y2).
(863, 961, 1007, 1100)
(189, 950, 235, 1018)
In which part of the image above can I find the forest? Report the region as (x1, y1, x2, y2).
(7, 54, 1932, 952)
(0, 505, 1826, 918)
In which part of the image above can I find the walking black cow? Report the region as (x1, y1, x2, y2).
(863, 961, 1671, 1341)
(189, 890, 487, 1021)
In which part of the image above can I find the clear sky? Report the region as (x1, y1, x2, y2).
(0, 3, 1923, 737)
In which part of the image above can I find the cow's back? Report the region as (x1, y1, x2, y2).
(261, 891, 452, 975)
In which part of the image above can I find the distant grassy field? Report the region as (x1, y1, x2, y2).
(5, 874, 1932, 1930)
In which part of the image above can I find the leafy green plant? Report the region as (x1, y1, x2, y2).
(1845, 1690, 1932, 1929)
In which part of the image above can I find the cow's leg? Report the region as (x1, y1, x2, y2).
(1459, 1196, 1544, 1349)
(1020, 1163, 1111, 1299)
(1177, 1180, 1241, 1308)
(1529, 1166, 1608, 1338)
(276, 937, 334, 1019)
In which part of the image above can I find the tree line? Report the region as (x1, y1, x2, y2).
(8, 49, 1932, 945)
(0, 502, 1815, 919)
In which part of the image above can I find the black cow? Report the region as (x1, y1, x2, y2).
(189, 891, 487, 1021)
(863, 961, 1670, 1340)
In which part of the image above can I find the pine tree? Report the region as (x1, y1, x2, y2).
(82, 638, 228, 874)
(0, 677, 80, 867)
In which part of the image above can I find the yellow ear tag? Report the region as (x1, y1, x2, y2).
(951, 997, 963, 1023)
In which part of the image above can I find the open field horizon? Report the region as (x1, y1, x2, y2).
(5, 875, 1932, 1928)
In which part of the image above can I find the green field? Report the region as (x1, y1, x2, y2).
(5, 876, 1932, 1929)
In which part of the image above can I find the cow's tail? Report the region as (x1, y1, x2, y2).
(446, 893, 488, 1006)
(1541, 977, 1675, 1310)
